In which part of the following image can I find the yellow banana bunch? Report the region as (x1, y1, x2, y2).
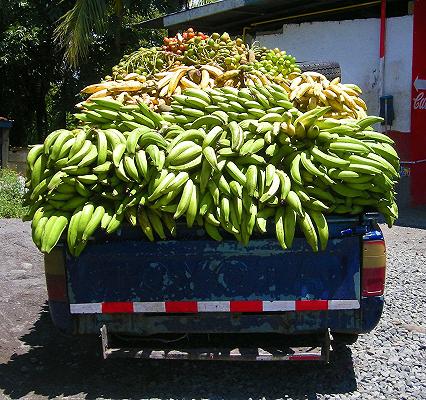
(287, 72, 367, 120)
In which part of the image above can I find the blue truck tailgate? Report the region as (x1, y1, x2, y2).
(45, 214, 385, 337)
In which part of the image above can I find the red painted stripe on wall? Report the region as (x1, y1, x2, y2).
(379, 0, 386, 58)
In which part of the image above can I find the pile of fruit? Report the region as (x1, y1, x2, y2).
(24, 30, 399, 256)
(96, 30, 299, 110)
(243, 46, 299, 81)
(161, 28, 208, 55)
(110, 47, 177, 80)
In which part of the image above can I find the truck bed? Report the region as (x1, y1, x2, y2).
(44, 214, 384, 339)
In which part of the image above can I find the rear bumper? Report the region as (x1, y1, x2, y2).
(48, 296, 383, 336)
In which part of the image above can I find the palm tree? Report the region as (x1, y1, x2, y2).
(54, 0, 178, 68)
(54, 0, 113, 68)
(54, 0, 218, 68)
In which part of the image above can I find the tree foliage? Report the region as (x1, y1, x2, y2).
(54, 0, 108, 68)
(0, 0, 177, 146)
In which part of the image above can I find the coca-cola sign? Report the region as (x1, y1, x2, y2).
(410, 0, 426, 205)
(413, 92, 426, 109)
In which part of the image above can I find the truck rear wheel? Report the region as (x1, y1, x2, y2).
(297, 61, 341, 80)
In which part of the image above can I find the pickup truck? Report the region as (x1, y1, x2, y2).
(43, 212, 386, 362)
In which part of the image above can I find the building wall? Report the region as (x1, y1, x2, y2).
(7, 147, 28, 175)
(255, 16, 413, 133)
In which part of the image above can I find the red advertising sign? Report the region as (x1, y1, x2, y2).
(411, 0, 426, 205)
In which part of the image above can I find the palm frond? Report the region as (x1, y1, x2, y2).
(54, 0, 107, 68)
(112, 0, 123, 16)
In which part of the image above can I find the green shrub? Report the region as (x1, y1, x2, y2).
(0, 169, 27, 218)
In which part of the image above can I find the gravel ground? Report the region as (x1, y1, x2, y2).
(0, 210, 425, 400)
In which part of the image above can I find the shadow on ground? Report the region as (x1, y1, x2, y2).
(0, 305, 357, 400)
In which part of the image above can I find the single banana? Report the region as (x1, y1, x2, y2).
(82, 205, 105, 240)
(27, 145, 45, 171)
(260, 173, 280, 203)
(245, 165, 258, 197)
(199, 158, 213, 194)
(185, 184, 199, 228)
(274, 207, 287, 250)
(217, 174, 232, 197)
(30, 153, 47, 189)
(78, 144, 98, 167)
(203, 146, 219, 172)
(298, 212, 319, 252)
(310, 146, 350, 168)
(76, 203, 94, 240)
(33, 212, 53, 249)
(228, 121, 244, 151)
(41, 214, 70, 253)
(174, 179, 194, 219)
(146, 209, 166, 239)
(138, 207, 155, 241)
(68, 140, 92, 166)
(204, 222, 223, 241)
(286, 190, 304, 217)
(225, 161, 247, 186)
(265, 164, 276, 188)
(123, 155, 141, 182)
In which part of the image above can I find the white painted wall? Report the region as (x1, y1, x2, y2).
(256, 16, 413, 132)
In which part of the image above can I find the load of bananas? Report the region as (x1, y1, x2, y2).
(25, 79, 399, 257)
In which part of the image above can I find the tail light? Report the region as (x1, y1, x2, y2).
(44, 247, 68, 302)
(362, 240, 386, 296)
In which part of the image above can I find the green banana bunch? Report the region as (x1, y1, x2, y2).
(25, 82, 399, 256)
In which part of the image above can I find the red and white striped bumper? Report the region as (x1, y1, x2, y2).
(70, 299, 360, 314)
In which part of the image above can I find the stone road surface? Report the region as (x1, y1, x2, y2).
(0, 208, 425, 399)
